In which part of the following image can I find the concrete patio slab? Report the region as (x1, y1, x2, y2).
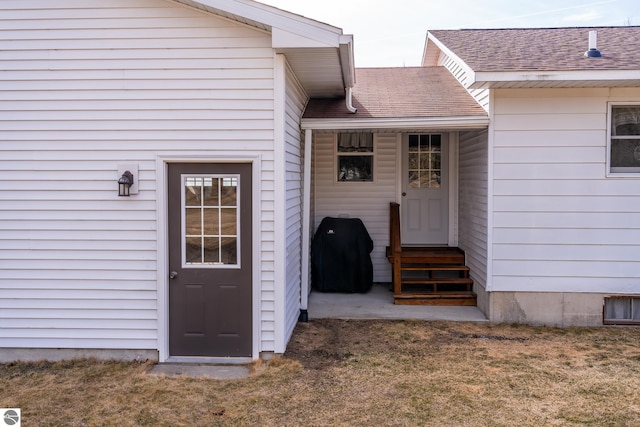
(307, 283, 488, 322)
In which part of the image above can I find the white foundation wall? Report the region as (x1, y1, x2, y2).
(0, 0, 278, 354)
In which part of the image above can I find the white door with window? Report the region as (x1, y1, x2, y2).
(401, 134, 449, 245)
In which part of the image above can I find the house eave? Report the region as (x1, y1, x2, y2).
(301, 116, 490, 131)
(470, 70, 640, 89)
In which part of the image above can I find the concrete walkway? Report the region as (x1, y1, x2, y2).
(148, 364, 250, 380)
(307, 283, 488, 322)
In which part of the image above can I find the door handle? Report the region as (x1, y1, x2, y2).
(169, 271, 178, 279)
(402, 192, 406, 197)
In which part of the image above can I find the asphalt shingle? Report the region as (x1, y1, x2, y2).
(429, 26, 640, 72)
(303, 67, 487, 120)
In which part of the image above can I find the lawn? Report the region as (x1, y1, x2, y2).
(1, 319, 640, 426)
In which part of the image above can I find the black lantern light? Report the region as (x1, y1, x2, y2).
(118, 170, 134, 197)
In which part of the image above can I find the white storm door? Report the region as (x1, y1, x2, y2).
(401, 134, 449, 245)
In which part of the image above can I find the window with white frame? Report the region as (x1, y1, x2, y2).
(336, 133, 374, 182)
(609, 105, 640, 174)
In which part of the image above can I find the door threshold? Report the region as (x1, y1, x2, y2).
(166, 356, 252, 365)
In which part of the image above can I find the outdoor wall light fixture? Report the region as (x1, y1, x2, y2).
(118, 170, 134, 197)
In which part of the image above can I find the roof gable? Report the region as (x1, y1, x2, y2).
(170, 0, 354, 96)
(171, 0, 345, 46)
(425, 27, 640, 89)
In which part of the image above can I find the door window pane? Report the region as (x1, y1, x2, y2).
(203, 209, 219, 235)
(185, 177, 202, 206)
(202, 178, 218, 206)
(221, 177, 238, 206)
(221, 208, 237, 235)
(408, 134, 441, 188)
(183, 174, 239, 267)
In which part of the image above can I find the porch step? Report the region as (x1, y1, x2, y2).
(387, 246, 465, 265)
(401, 277, 473, 287)
(401, 266, 470, 272)
(394, 291, 477, 306)
(387, 203, 476, 306)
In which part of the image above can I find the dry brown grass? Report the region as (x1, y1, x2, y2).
(1, 320, 640, 426)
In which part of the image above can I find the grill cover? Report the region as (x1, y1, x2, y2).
(312, 217, 374, 293)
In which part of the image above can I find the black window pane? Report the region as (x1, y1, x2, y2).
(338, 156, 373, 181)
(612, 107, 640, 136)
(611, 139, 640, 168)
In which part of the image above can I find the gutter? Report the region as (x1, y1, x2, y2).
(345, 87, 357, 114)
(301, 115, 490, 131)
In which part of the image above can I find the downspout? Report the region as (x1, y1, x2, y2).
(345, 87, 357, 114)
(299, 128, 313, 322)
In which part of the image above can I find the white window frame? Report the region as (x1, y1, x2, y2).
(607, 102, 640, 177)
(334, 132, 376, 184)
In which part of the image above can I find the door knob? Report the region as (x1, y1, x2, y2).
(169, 271, 178, 279)
(402, 192, 407, 197)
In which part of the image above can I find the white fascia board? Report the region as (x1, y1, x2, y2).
(426, 32, 476, 83)
(339, 35, 356, 87)
(470, 70, 640, 89)
(301, 116, 490, 130)
(272, 27, 336, 48)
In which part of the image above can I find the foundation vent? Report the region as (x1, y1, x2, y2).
(603, 296, 640, 325)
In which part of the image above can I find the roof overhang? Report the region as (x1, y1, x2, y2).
(301, 116, 490, 131)
(470, 70, 640, 89)
(425, 31, 640, 90)
(171, 0, 354, 97)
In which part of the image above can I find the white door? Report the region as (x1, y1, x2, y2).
(401, 134, 449, 245)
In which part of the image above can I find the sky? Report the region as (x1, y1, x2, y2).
(258, 0, 640, 67)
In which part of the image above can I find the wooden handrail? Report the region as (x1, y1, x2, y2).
(389, 202, 401, 255)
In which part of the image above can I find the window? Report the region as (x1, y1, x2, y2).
(183, 175, 239, 267)
(609, 105, 640, 174)
(407, 134, 441, 188)
(336, 133, 374, 182)
(603, 296, 640, 325)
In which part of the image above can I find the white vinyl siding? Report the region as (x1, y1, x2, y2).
(458, 130, 489, 295)
(491, 88, 640, 294)
(314, 133, 397, 283)
(283, 62, 308, 347)
(0, 0, 276, 351)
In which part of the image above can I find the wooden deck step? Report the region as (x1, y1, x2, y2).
(394, 291, 477, 306)
(401, 277, 473, 286)
(400, 266, 470, 273)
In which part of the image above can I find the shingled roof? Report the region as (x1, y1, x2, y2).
(303, 67, 487, 120)
(427, 26, 640, 72)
